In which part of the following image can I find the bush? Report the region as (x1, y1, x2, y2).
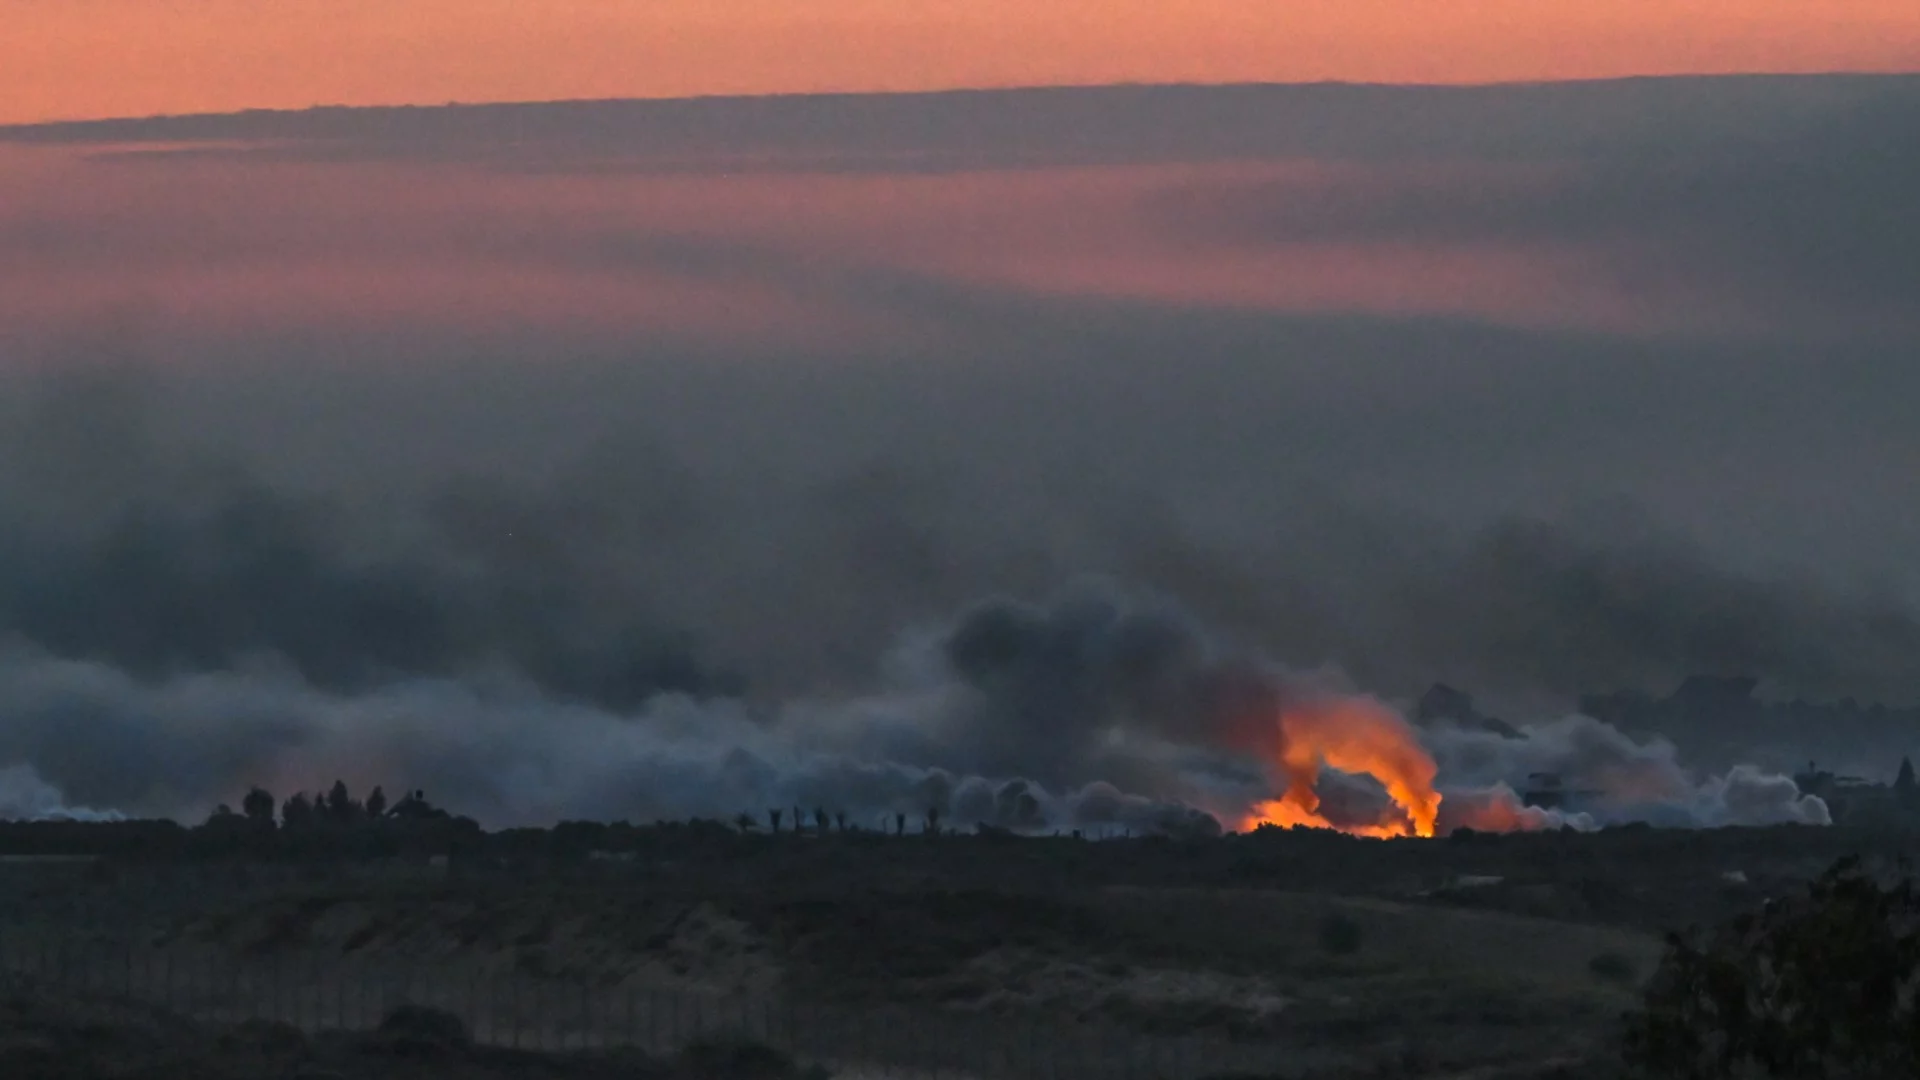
(1317, 912, 1363, 956)
(1588, 950, 1638, 984)
(1621, 856, 1920, 1078)
(370, 1004, 470, 1057)
(677, 1035, 829, 1080)
(220, 1018, 308, 1056)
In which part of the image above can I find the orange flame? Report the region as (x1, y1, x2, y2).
(1241, 699, 1443, 839)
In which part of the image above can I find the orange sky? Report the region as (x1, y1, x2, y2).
(6, 0, 1920, 125)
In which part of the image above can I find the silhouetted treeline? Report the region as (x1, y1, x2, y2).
(0, 781, 485, 860)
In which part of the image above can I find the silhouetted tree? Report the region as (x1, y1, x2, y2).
(925, 806, 942, 835)
(1623, 856, 1920, 1077)
(365, 786, 388, 819)
(834, 811, 847, 833)
(389, 789, 446, 821)
(241, 787, 276, 826)
(733, 812, 758, 834)
(813, 806, 829, 834)
(325, 780, 358, 824)
(281, 792, 315, 830)
(894, 812, 906, 837)
(768, 808, 783, 834)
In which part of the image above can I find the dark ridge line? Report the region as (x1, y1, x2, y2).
(5, 72, 1916, 139)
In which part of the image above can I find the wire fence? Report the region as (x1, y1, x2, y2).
(0, 934, 1320, 1079)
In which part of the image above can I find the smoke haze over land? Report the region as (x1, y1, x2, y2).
(0, 78, 1915, 828)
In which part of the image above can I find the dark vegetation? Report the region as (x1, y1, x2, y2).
(1621, 856, 1920, 1079)
(14, 790, 1920, 1077)
(0, 994, 821, 1080)
(0, 795, 1899, 939)
(1315, 914, 1362, 957)
(1587, 950, 1638, 985)
(677, 1036, 829, 1080)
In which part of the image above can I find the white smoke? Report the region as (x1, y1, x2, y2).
(1422, 713, 1829, 829)
(1694, 764, 1831, 827)
(0, 762, 126, 822)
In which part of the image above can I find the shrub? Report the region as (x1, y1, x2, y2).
(677, 1035, 828, 1080)
(1588, 950, 1638, 984)
(1621, 856, 1920, 1078)
(221, 1018, 308, 1056)
(370, 1004, 470, 1057)
(1317, 912, 1363, 956)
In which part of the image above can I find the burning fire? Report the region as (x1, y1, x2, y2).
(1241, 698, 1444, 838)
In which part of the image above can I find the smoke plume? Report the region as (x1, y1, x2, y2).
(0, 580, 1825, 837)
(0, 763, 125, 823)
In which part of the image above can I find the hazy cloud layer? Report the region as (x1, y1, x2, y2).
(1149, 89, 1920, 332)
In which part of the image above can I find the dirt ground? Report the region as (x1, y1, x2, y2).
(0, 989, 833, 1080)
(4, 823, 1875, 1078)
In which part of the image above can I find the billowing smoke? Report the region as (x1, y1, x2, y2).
(1423, 714, 1830, 830)
(7, 360, 1920, 727)
(0, 582, 1269, 833)
(0, 763, 125, 823)
(0, 580, 1825, 836)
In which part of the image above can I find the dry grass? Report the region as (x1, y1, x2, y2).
(1, 857, 1677, 1079)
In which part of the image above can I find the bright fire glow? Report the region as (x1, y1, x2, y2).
(1241, 699, 1444, 839)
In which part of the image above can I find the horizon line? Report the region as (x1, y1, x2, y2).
(7, 70, 1916, 133)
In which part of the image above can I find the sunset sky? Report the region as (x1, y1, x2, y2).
(8, 0, 1920, 123)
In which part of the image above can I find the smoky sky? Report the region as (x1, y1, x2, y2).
(0, 77, 1917, 820)
(3, 347, 1917, 721)
(1145, 87, 1920, 328)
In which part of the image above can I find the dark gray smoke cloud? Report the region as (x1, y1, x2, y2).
(1140, 81, 1920, 333)
(0, 584, 1261, 832)
(1377, 518, 1920, 709)
(2, 359, 1918, 740)
(0, 367, 738, 710)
